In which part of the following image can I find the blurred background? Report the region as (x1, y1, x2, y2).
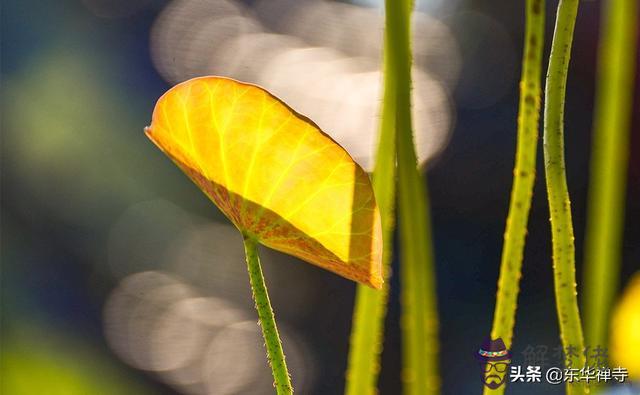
(1, 0, 638, 394)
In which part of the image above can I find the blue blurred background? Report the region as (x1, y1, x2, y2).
(2, 0, 639, 394)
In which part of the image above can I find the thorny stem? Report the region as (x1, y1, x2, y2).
(243, 235, 293, 395)
(543, 0, 588, 394)
(344, 0, 398, 392)
(484, 1, 545, 394)
(391, 0, 440, 393)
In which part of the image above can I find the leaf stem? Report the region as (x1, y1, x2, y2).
(543, 0, 587, 394)
(484, 1, 544, 394)
(243, 235, 293, 395)
(389, 0, 440, 393)
(582, 0, 638, 362)
(346, 280, 390, 395)
(344, 1, 398, 393)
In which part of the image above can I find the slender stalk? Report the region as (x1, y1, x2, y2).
(345, 18, 397, 394)
(397, 145, 439, 395)
(345, 286, 390, 395)
(389, 0, 440, 393)
(543, 0, 587, 394)
(243, 235, 293, 395)
(582, 0, 638, 366)
(484, 1, 544, 394)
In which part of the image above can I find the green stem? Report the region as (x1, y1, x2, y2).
(345, 279, 390, 395)
(582, 0, 638, 368)
(484, 1, 545, 394)
(389, 0, 440, 393)
(543, 0, 587, 394)
(344, 2, 398, 394)
(398, 160, 439, 395)
(242, 235, 293, 395)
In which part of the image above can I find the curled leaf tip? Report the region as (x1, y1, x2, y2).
(147, 76, 383, 288)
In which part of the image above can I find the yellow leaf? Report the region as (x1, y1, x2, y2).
(611, 273, 640, 379)
(146, 77, 383, 288)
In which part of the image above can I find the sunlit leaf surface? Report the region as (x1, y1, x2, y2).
(611, 274, 640, 380)
(146, 77, 382, 288)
